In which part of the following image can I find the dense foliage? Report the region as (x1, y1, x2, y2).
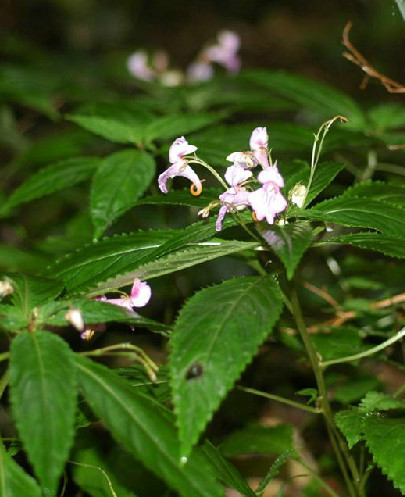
(0, 9, 405, 497)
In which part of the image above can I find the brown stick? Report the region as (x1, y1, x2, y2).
(283, 292, 405, 335)
(342, 21, 405, 93)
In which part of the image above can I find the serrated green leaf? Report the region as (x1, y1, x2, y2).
(283, 162, 344, 207)
(334, 409, 365, 449)
(0, 442, 42, 497)
(256, 449, 296, 495)
(318, 232, 405, 259)
(9, 274, 64, 318)
(76, 356, 224, 497)
(220, 424, 292, 457)
(201, 441, 256, 497)
(359, 392, 405, 413)
(170, 276, 283, 459)
(9, 332, 77, 496)
(49, 218, 240, 295)
(48, 230, 174, 294)
(363, 414, 405, 493)
(4, 157, 100, 211)
(259, 222, 313, 279)
(339, 182, 405, 206)
(118, 240, 259, 283)
(301, 198, 405, 237)
(242, 70, 366, 129)
(90, 150, 155, 238)
(305, 162, 345, 206)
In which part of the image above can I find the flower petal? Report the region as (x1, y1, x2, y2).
(127, 51, 155, 81)
(169, 137, 198, 164)
(224, 165, 252, 187)
(249, 127, 268, 150)
(257, 163, 284, 188)
(130, 279, 152, 307)
(216, 205, 229, 231)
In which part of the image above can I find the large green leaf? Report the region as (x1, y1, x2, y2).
(48, 230, 174, 294)
(9, 332, 77, 496)
(76, 356, 224, 497)
(66, 112, 148, 144)
(201, 441, 256, 497)
(9, 274, 64, 319)
(0, 443, 41, 497)
(170, 276, 283, 459)
(368, 103, 405, 132)
(68, 108, 220, 145)
(242, 70, 366, 129)
(363, 414, 405, 494)
(49, 218, 240, 295)
(317, 232, 405, 259)
(259, 222, 313, 279)
(106, 240, 259, 287)
(301, 198, 405, 237)
(338, 182, 405, 206)
(220, 424, 292, 456)
(3, 157, 100, 211)
(90, 149, 155, 238)
(0, 245, 49, 273)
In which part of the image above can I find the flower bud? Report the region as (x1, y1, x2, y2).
(65, 308, 85, 332)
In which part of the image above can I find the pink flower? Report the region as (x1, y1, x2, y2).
(205, 30, 241, 74)
(127, 51, 155, 81)
(248, 163, 287, 224)
(158, 137, 202, 195)
(104, 279, 152, 312)
(187, 61, 214, 83)
(249, 127, 270, 168)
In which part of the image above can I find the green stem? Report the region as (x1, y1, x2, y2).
(238, 386, 322, 414)
(293, 456, 341, 497)
(360, 149, 378, 182)
(68, 461, 117, 497)
(303, 115, 347, 206)
(0, 352, 9, 363)
(0, 369, 9, 400)
(188, 157, 228, 190)
(290, 288, 360, 497)
(321, 327, 405, 369)
(393, 381, 405, 398)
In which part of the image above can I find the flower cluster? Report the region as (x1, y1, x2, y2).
(158, 127, 288, 231)
(128, 30, 240, 86)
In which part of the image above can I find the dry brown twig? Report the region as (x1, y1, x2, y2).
(342, 21, 405, 94)
(283, 286, 405, 335)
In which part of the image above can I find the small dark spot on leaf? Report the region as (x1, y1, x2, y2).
(185, 362, 204, 380)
